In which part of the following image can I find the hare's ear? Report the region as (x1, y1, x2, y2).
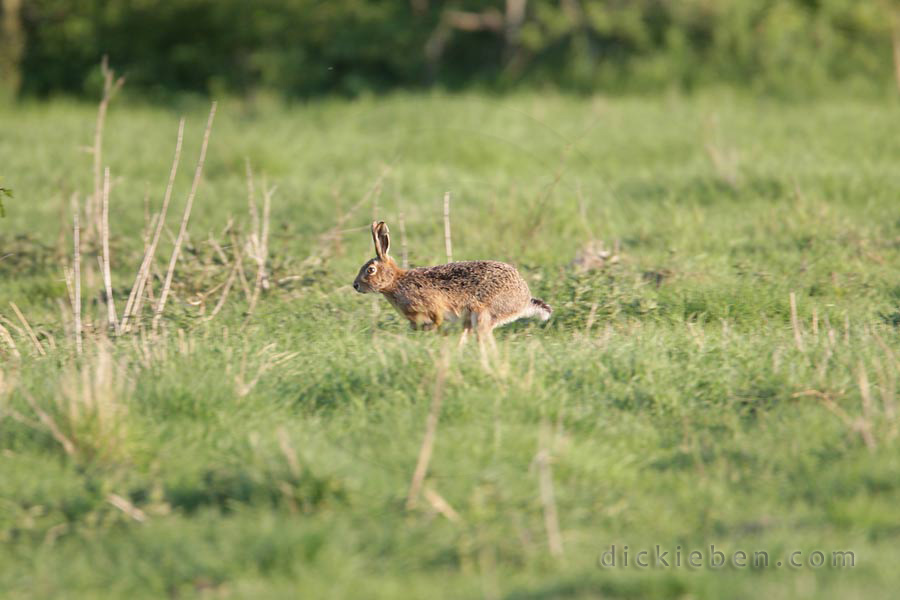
(372, 221, 390, 260)
(372, 221, 390, 259)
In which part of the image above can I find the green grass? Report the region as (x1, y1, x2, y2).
(1, 92, 899, 599)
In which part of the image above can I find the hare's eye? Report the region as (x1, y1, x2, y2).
(367, 265, 376, 275)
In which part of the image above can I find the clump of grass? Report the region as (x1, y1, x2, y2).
(4, 341, 131, 461)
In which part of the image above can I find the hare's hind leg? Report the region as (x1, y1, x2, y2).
(458, 310, 473, 348)
(472, 311, 498, 366)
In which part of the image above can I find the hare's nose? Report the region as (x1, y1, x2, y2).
(353, 282, 360, 291)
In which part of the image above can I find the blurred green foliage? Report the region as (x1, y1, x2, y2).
(0, 180, 11, 217)
(6, 0, 898, 98)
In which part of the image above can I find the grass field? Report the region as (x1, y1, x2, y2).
(1, 92, 899, 599)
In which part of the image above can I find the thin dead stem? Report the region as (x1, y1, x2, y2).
(423, 486, 461, 522)
(206, 262, 237, 322)
(89, 56, 124, 242)
(100, 167, 118, 333)
(72, 195, 83, 354)
(247, 179, 274, 317)
(789, 292, 804, 351)
(24, 393, 76, 455)
(277, 427, 302, 478)
(122, 118, 185, 333)
(153, 103, 217, 333)
(234, 343, 297, 397)
(0, 321, 20, 359)
(398, 209, 409, 269)
(893, 26, 900, 96)
(793, 389, 876, 452)
(107, 493, 147, 522)
(229, 228, 252, 302)
(9, 301, 45, 356)
(443, 191, 453, 263)
(535, 422, 564, 557)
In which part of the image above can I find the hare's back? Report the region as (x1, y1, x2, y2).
(413, 260, 530, 301)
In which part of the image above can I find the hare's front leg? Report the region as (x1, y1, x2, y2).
(409, 312, 439, 332)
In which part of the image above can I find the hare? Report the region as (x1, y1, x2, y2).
(353, 221, 551, 345)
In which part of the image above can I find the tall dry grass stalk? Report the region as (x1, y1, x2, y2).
(397, 209, 409, 269)
(0, 321, 19, 359)
(789, 292, 804, 351)
(406, 346, 450, 510)
(72, 194, 83, 354)
(121, 118, 185, 333)
(277, 426, 302, 478)
(857, 362, 877, 451)
(245, 159, 260, 246)
(704, 115, 740, 188)
(793, 387, 877, 452)
(535, 421, 564, 557)
(153, 102, 217, 333)
(443, 191, 453, 263)
(206, 260, 238, 322)
(230, 228, 253, 303)
(423, 486, 461, 522)
(233, 342, 297, 398)
(107, 493, 147, 522)
(9, 301, 45, 357)
(246, 170, 274, 317)
(100, 167, 119, 333)
(893, 25, 900, 96)
(87, 57, 124, 243)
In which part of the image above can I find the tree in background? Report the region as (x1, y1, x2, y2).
(8, 0, 900, 99)
(0, 0, 24, 100)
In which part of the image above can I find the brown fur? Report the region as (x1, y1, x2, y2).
(354, 221, 551, 336)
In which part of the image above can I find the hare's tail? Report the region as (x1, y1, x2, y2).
(527, 298, 552, 322)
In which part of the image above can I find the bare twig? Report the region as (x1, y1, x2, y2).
(121, 118, 185, 333)
(443, 191, 453, 263)
(406, 347, 450, 510)
(153, 103, 217, 333)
